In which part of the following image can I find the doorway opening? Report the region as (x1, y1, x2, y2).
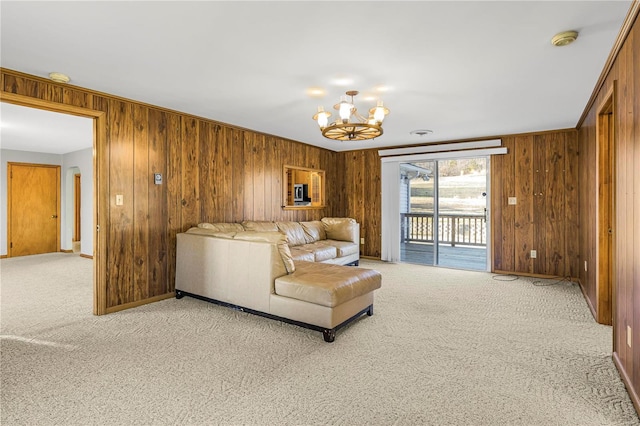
(400, 157, 489, 270)
(596, 88, 615, 325)
(1, 93, 106, 315)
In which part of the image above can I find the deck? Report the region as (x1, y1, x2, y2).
(401, 242, 487, 271)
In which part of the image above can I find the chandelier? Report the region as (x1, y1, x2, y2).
(312, 90, 389, 141)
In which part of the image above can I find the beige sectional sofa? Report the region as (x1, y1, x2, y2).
(175, 218, 381, 342)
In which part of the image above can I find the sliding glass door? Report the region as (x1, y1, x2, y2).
(399, 157, 488, 270)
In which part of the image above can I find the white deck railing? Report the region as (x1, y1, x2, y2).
(401, 213, 486, 247)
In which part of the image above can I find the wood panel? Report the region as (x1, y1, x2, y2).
(165, 112, 182, 295)
(63, 88, 92, 109)
(264, 136, 276, 219)
(242, 132, 255, 220)
(492, 137, 516, 271)
(231, 129, 245, 221)
(133, 104, 150, 301)
(536, 133, 566, 276)
(198, 121, 214, 223)
(181, 117, 200, 231)
(148, 108, 169, 295)
(515, 135, 535, 273)
(364, 149, 382, 257)
(565, 134, 579, 279)
(107, 99, 135, 306)
(253, 134, 266, 220)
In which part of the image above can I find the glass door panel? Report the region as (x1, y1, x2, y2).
(400, 161, 435, 265)
(436, 158, 488, 270)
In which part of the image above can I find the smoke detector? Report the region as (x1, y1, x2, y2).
(551, 31, 578, 47)
(48, 72, 70, 83)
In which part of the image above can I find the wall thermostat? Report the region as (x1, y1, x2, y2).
(154, 173, 162, 185)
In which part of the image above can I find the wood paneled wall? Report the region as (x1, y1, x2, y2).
(1, 68, 338, 312)
(492, 130, 579, 278)
(336, 129, 578, 278)
(577, 8, 640, 412)
(335, 149, 382, 258)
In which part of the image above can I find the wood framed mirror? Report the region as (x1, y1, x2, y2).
(282, 165, 325, 209)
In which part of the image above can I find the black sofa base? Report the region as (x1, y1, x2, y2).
(175, 289, 373, 342)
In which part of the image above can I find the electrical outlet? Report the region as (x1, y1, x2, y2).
(360, 238, 365, 245)
(584, 261, 588, 272)
(508, 197, 517, 205)
(116, 194, 124, 206)
(628, 326, 632, 348)
(530, 250, 537, 259)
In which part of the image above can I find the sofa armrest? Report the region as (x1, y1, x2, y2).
(321, 218, 360, 244)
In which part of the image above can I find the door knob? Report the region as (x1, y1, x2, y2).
(51, 215, 58, 219)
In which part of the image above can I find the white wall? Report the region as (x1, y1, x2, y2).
(0, 149, 63, 256)
(0, 148, 93, 257)
(62, 148, 93, 256)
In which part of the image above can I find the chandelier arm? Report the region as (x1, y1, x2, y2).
(352, 109, 368, 123)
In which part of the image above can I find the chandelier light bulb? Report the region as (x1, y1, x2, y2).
(338, 100, 352, 122)
(373, 101, 386, 123)
(313, 106, 331, 129)
(318, 113, 328, 128)
(370, 100, 389, 124)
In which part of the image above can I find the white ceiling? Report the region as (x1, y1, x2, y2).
(0, 1, 632, 153)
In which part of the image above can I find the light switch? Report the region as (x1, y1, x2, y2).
(116, 194, 124, 206)
(508, 197, 517, 205)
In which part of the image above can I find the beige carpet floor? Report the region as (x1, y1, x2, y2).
(1, 253, 638, 425)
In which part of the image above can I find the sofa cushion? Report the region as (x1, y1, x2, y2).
(321, 217, 358, 243)
(289, 247, 315, 262)
(276, 222, 307, 246)
(300, 220, 326, 244)
(302, 242, 337, 262)
(241, 221, 278, 232)
(233, 231, 295, 274)
(275, 261, 382, 308)
(324, 239, 359, 257)
(198, 222, 245, 233)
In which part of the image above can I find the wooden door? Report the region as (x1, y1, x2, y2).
(8, 163, 61, 257)
(596, 95, 614, 325)
(74, 173, 81, 242)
